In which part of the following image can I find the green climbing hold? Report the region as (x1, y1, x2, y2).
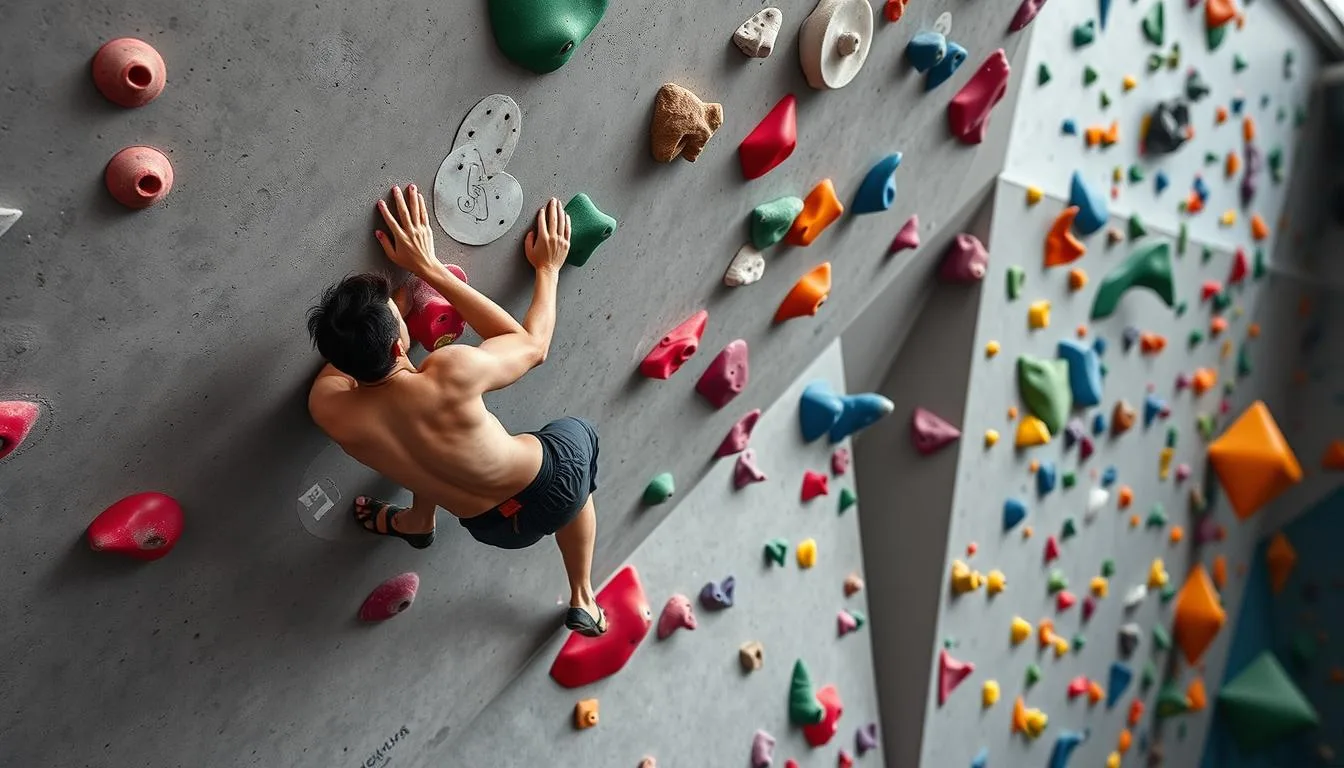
(1099, 363, 1109, 377)
(1175, 301, 1187, 317)
(1048, 569, 1068, 593)
(488, 0, 609, 74)
(839, 487, 857, 514)
(1203, 151, 1218, 165)
(643, 472, 675, 505)
(1165, 426, 1178, 448)
(1167, 42, 1182, 68)
(1061, 517, 1078, 539)
(1017, 355, 1073, 435)
(751, 196, 805, 250)
(1160, 583, 1176, 602)
(565, 193, 617, 267)
(1090, 241, 1176, 320)
(1233, 53, 1248, 72)
(1146, 505, 1167, 527)
(1072, 633, 1086, 651)
(1007, 265, 1026, 300)
(1074, 20, 1097, 48)
(1197, 414, 1217, 441)
(1101, 559, 1116, 577)
(1128, 214, 1148, 240)
(1142, 1, 1165, 45)
(1212, 292, 1232, 313)
(1147, 53, 1164, 72)
(1083, 65, 1099, 86)
(1253, 248, 1268, 278)
(1223, 380, 1236, 395)
(1062, 471, 1077, 489)
(944, 636, 958, 648)
(1156, 680, 1190, 717)
(1026, 663, 1043, 686)
(789, 659, 826, 725)
(1128, 165, 1145, 183)
(1188, 330, 1204, 347)
(1039, 63, 1053, 86)
(1153, 624, 1172, 650)
(1141, 660, 1156, 690)
(1217, 651, 1320, 751)
(1237, 345, 1252, 377)
(851, 610, 866, 629)
(1178, 223, 1188, 254)
(764, 537, 788, 566)
(1207, 22, 1228, 51)
(1100, 90, 1112, 109)
(1201, 247, 1213, 263)
(1268, 148, 1284, 183)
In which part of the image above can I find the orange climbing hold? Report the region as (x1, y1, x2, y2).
(1186, 677, 1208, 711)
(1266, 532, 1297, 594)
(1140, 333, 1166, 354)
(1186, 192, 1205, 214)
(1192, 368, 1218, 396)
(1085, 126, 1103, 147)
(1169, 526, 1184, 544)
(1207, 400, 1302, 519)
(1225, 151, 1241, 178)
(1103, 121, 1120, 146)
(1243, 116, 1257, 142)
(1118, 486, 1134, 508)
(1174, 564, 1226, 664)
(1128, 699, 1144, 727)
(1323, 440, 1344, 470)
(1118, 729, 1132, 753)
(1044, 207, 1087, 267)
(1212, 554, 1227, 589)
(775, 263, 833, 323)
(1215, 106, 1229, 125)
(1210, 316, 1228, 336)
(1250, 214, 1269, 241)
(786, 180, 843, 246)
(1068, 269, 1088, 291)
(1247, 322, 1261, 338)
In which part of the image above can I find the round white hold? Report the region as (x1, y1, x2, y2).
(799, 0, 875, 89)
(725, 244, 766, 287)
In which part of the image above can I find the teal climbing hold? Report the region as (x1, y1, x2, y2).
(1233, 53, 1248, 72)
(1039, 63, 1053, 85)
(1057, 339, 1103, 407)
(1165, 426, 1178, 447)
(488, 0, 609, 74)
(764, 538, 788, 566)
(1237, 345, 1252, 377)
(1083, 65, 1099, 86)
(830, 393, 894, 443)
(1018, 355, 1073, 435)
(1069, 171, 1108, 235)
(926, 41, 968, 91)
(1101, 559, 1115, 577)
(839, 487, 857, 514)
(971, 747, 989, 768)
(1004, 498, 1028, 530)
(1007, 265, 1026, 300)
(1073, 21, 1097, 48)
(1100, 90, 1112, 109)
(1188, 329, 1204, 347)
(789, 659, 826, 725)
(1141, 660, 1156, 690)
(1207, 22, 1228, 51)
(1201, 246, 1213, 264)
(1253, 248, 1268, 278)
(852, 154, 904, 214)
(1107, 663, 1132, 707)
(1156, 680, 1189, 717)
(1212, 292, 1231, 312)
(1100, 0, 1113, 27)
(1128, 165, 1145, 183)
(1153, 624, 1171, 650)
(643, 472, 675, 505)
(751, 196, 805, 249)
(1090, 242, 1176, 320)
(1049, 730, 1085, 768)
(564, 193, 617, 266)
(1061, 517, 1078, 539)
(799, 381, 845, 442)
(1142, 1, 1165, 45)
(1026, 663, 1042, 685)
(1218, 651, 1319, 751)
(1128, 214, 1147, 240)
(907, 31, 948, 73)
(1175, 301, 1187, 317)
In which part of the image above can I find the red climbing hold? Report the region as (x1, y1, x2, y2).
(1228, 247, 1249, 284)
(1044, 535, 1060, 562)
(105, 146, 174, 209)
(695, 339, 749, 409)
(832, 447, 851, 475)
(948, 49, 1011, 145)
(640, 310, 708, 379)
(550, 565, 653, 688)
(910, 407, 962, 455)
(87, 492, 184, 561)
(92, 37, 167, 108)
(1201, 281, 1223, 301)
(939, 234, 989, 282)
(1067, 675, 1089, 699)
(889, 215, 921, 254)
(838, 750, 855, 768)
(803, 685, 844, 747)
(938, 648, 975, 705)
(406, 265, 469, 350)
(1009, 0, 1050, 31)
(884, 0, 908, 22)
(739, 94, 798, 180)
(656, 593, 697, 639)
(735, 449, 768, 488)
(358, 572, 420, 622)
(0, 400, 40, 460)
(1056, 590, 1077, 612)
(715, 409, 761, 458)
(802, 470, 830, 500)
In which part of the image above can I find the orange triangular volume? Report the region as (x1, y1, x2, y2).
(1011, 696, 1027, 733)
(1045, 207, 1087, 267)
(1322, 439, 1344, 470)
(1186, 677, 1208, 711)
(774, 263, 833, 323)
(1206, 401, 1303, 520)
(1266, 532, 1297, 594)
(1174, 564, 1226, 664)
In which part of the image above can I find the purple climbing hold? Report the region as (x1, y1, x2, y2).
(657, 593, 698, 639)
(1241, 143, 1261, 206)
(939, 233, 989, 283)
(1009, 0, 1049, 31)
(699, 576, 736, 610)
(1083, 595, 1097, 621)
(1175, 372, 1191, 391)
(734, 449, 768, 489)
(1195, 515, 1220, 544)
(910, 407, 962, 455)
(696, 339, 749, 410)
(751, 729, 776, 768)
(856, 722, 880, 755)
(1122, 326, 1140, 351)
(715, 409, 762, 458)
(889, 215, 921, 254)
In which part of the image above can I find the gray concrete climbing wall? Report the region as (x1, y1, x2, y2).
(0, 1, 1035, 765)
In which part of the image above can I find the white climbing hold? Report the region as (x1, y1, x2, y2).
(734, 7, 784, 58)
(932, 11, 953, 36)
(433, 142, 524, 246)
(1123, 584, 1147, 610)
(799, 0, 875, 90)
(725, 244, 766, 287)
(0, 207, 20, 239)
(452, 94, 521, 177)
(1085, 487, 1109, 521)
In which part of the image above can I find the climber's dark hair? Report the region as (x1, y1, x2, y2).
(306, 274, 399, 383)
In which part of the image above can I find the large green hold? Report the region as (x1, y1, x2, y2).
(1018, 355, 1073, 435)
(1090, 241, 1176, 320)
(488, 0, 608, 74)
(751, 196, 805, 250)
(789, 659, 826, 725)
(1217, 651, 1319, 752)
(1142, 1, 1165, 45)
(643, 472, 674, 505)
(565, 193, 617, 267)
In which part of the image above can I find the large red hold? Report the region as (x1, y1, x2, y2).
(696, 340, 750, 409)
(802, 470, 829, 500)
(87, 492, 184, 561)
(550, 565, 653, 688)
(739, 95, 798, 180)
(0, 400, 40, 460)
(802, 685, 844, 747)
(92, 37, 167, 108)
(640, 310, 708, 379)
(359, 572, 420, 622)
(947, 49, 1012, 145)
(406, 264, 469, 350)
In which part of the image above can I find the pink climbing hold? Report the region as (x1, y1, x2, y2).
(1067, 675, 1090, 699)
(1201, 281, 1223, 301)
(838, 750, 855, 768)
(786, 761, 800, 768)
(1009, 0, 1049, 31)
(1056, 590, 1077, 612)
(910, 407, 962, 455)
(1082, 595, 1097, 621)
(358, 572, 420, 622)
(735, 449, 768, 489)
(1175, 463, 1192, 482)
(939, 234, 989, 282)
(948, 49, 1012, 145)
(105, 145, 174, 209)
(657, 593, 697, 639)
(551, 565, 653, 688)
(87, 491, 184, 561)
(640, 310, 708, 379)
(739, 94, 798, 180)
(92, 37, 167, 108)
(889, 215, 920, 254)
(938, 648, 974, 706)
(0, 400, 41, 460)
(406, 265, 469, 350)
(837, 610, 859, 636)
(1228, 247, 1249, 284)
(831, 447, 851, 476)
(696, 339, 749, 409)
(802, 470, 830, 500)
(1044, 535, 1060, 562)
(1194, 515, 1221, 544)
(1175, 373, 1191, 391)
(803, 684, 844, 747)
(715, 409, 761, 458)
(751, 730, 776, 768)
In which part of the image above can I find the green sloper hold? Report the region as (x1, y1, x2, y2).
(1153, 624, 1172, 650)
(1189, 330, 1204, 347)
(1061, 517, 1078, 539)
(1175, 301, 1187, 317)
(1074, 20, 1097, 48)
(1128, 165, 1145, 183)
(1142, 1, 1165, 46)
(488, 0, 608, 74)
(1018, 356, 1073, 435)
(751, 196, 805, 250)
(1026, 663, 1042, 686)
(1048, 569, 1068, 593)
(1212, 292, 1232, 312)
(643, 472, 675, 505)
(1007, 266, 1026, 300)
(1201, 246, 1213, 263)
(1218, 652, 1319, 751)
(1146, 504, 1167, 527)
(1039, 63, 1053, 85)
(789, 659, 826, 725)
(1062, 471, 1077, 488)
(1084, 65, 1099, 86)
(1207, 22, 1228, 51)
(1204, 151, 1218, 165)
(1100, 90, 1112, 109)
(851, 610, 866, 628)
(1129, 214, 1148, 240)
(1072, 633, 1086, 650)
(1233, 53, 1248, 72)
(565, 193, 616, 266)
(1156, 680, 1189, 717)
(1090, 241, 1176, 320)
(839, 487, 857, 514)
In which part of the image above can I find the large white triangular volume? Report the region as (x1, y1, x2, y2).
(0, 207, 21, 239)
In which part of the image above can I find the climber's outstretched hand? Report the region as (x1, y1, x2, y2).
(524, 198, 571, 274)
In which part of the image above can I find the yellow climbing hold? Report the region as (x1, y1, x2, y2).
(797, 538, 817, 568)
(1122, 74, 1137, 91)
(1106, 752, 1121, 768)
(1053, 634, 1070, 657)
(1028, 300, 1051, 329)
(1090, 576, 1109, 597)
(1220, 210, 1237, 227)
(987, 569, 1007, 595)
(951, 559, 985, 595)
(985, 429, 1001, 447)
(986, 340, 1001, 357)
(1012, 697, 1049, 739)
(1011, 616, 1033, 644)
(1148, 557, 1169, 589)
(1015, 415, 1051, 448)
(1159, 446, 1174, 480)
(1026, 186, 1044, 205)
(982, 679, 1001, 707)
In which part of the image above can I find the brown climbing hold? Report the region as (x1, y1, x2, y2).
(844, 572, 864, 596)
(786, 180, 844, 246)
(1112, 401, 1137, 435)
(1322, 440, 1344, 470)
(1045, 207, 1087, 267)
(574, 698, 600, 729)
(0, 400, 41, 460)
(650, 84, 724, 163)
(775, 263, 833, 323)
(740, 640, 765, 671)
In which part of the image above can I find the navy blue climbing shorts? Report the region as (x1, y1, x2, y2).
(458, 417, 599, 550)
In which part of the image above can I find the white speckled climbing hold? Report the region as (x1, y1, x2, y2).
(1086, 487, 1109, 520)
(799, 0, 875, 90)
(932, 11, 953, 35)
(433, 143, 523, 246)
(735, 7, 784, 58)
(725, 244, 767, 287)
(452, 94, 521, 177)
(1123, 584, 1147, 610)
(0, 207, 20, 239)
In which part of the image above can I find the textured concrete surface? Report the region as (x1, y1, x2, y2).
(0, 2, 1032, 765)
(445, 341, 883, 768)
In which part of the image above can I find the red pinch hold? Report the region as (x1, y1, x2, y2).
(406, 264, 469, 350)
(948, 49, 1011, 145)
(87, 492, 184, 561)
(739, 95, 798, 180)
(641, 310, 708, 379)
(359, 573, 420, 622)
(0, 401, 40, 460)
(696, 340, 750, 409)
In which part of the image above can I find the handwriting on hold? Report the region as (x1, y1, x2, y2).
(456, 148, 489, 222)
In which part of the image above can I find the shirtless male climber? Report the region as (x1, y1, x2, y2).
(306, 185, 606, 637)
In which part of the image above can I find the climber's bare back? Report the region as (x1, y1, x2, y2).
(310, 344, 543, 519)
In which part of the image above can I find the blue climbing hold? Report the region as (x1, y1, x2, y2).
(1100, 0, 1112, 27)
(1092, 336, 1108, 356)
(1193, 175, 1210, 203)
(830, 393, 895, 443)
(1107, 663, 1133, 707)
(906, 31, 947, 73)
(1062, 118, 1078, 135)
(799, 381, 844, 442)
(1004, 498, 1028, 530)
(1232, 95, 1245, 114)
(1102, 465, 1118, 486)
(970, 747, 989, 768)
(1037, 462, 1058, 496)
(1048, 730, 1086, 768)
(852, 153, 904, 215)
(1057, 339, 1104, 407)
(1093, 412, 1108, 436)
(1155, 171, 1169, 195)
(1069, 171, 1108, 236)
(926, 41, 968, 90)
(1143, 394, 1165, 427)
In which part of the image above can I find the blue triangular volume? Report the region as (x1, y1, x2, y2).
(1107, 663, 1133, 707)
(1004, 498, 1028, 530)
(1100, 0, 1112, 28)
(1048, 730, 1086, 768)
(1143, 394, 1165, 427)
